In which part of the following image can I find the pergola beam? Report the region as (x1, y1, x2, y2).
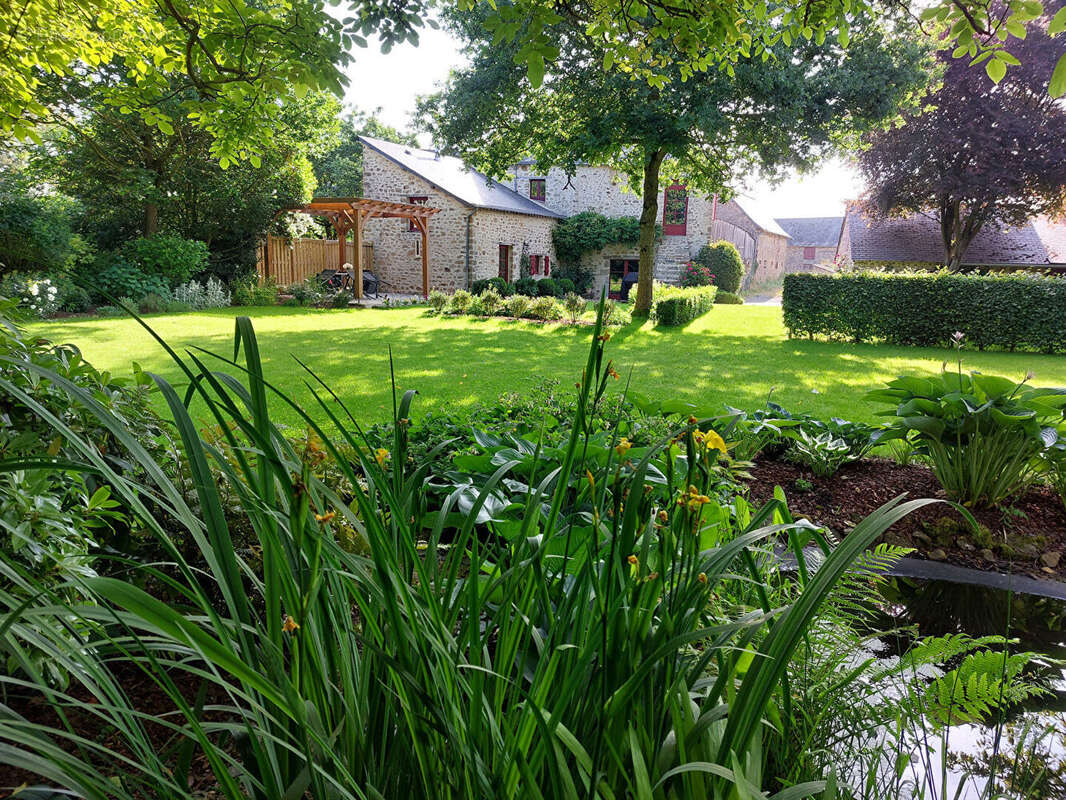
(282, 196, 440, 301)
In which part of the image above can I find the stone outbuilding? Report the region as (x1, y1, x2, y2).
(775, 216, 844, 273)
(360, 136, 563, 293)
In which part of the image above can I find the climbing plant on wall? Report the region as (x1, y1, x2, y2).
(552, 212, 657, 265)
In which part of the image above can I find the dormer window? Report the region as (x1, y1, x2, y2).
(529, 179, 546, 202)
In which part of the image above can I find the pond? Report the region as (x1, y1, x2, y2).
(869, 576, 1066, 799)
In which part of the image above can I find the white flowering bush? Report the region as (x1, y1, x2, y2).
(6, 276, 60, 318)
(173, 276, 230, 310)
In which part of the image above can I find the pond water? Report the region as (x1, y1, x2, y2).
(869, 577, 1066, 799)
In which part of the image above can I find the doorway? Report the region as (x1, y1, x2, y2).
(498, 245, 512, 281)
(609, 259, 639, 300)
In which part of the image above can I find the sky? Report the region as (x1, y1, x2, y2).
(340, 26, 864, 219)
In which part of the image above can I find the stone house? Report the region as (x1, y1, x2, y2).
(835, 204, 1066, 270)
(360, 135, 790, 295)
(360, 136, 563, 294)
(775, 217, 844, 273)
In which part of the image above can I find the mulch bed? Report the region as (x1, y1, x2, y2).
(0, 663, 225, 796)
(745, 457, 1066, 582)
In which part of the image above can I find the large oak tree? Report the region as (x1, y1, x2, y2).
(858, 3, 1066, 269)
(420, 6, 930, 314)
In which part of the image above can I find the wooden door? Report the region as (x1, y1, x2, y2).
(498, 245, 511, 280)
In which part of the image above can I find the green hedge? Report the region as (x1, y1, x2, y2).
(652, 284, 717, 326)
(715, 291, 744, 304)
(783, 271, 1066, 352)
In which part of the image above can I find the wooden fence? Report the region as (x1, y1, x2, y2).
(256, 235, 374, 286)
(709, 219, 756, 265)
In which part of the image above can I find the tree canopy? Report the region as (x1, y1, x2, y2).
(312, 111, 417, 198)
(421, 5, 931, 312)
(858, 2, 1066, 269)
(3, 0, 1063, 172)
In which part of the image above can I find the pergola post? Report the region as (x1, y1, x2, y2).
(417, 217, 429, 299)
(353, 210, 365, 301)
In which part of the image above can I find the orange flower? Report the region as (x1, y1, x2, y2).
(282, 615, 300, 634)
(315, 511, 335, 523)
(374, 448, 390, 467)
(657, 509, 669, 524)
(697, 572, 707, 584)
(586, 469, 595, 489)
(614, 437, 632, 457)
(597, 332, 611, 342)
(627, 554, 639, 566)
(607, 364, 620, 380)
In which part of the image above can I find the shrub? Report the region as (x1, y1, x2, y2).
(503, 294, 531, 318)
(331, 291, 351, 309)
(95, 305, 124, 316)
(232, 276, 279, 307)
(785, 429, 857, 478)
(514, 276, 538, 297)
(783, 271, 1066, 352)
(563, 292, 587, 324)
(173, 277, 230, 310)
(285, 276, 328, 307)
(0, 273, 60, 318)
(427, 289, 449, 313)
(0, 195, 77, 276)
(651, 284, 717, 326)
(603, 298, 632, 326)
(555, 277, 575, 295)
(121, 234, 209, 288)
(866, 354, 1065, 507)
(695, 241, 745, 294)
(470, 277, 513, 296)
(138, 292, 171, 314)
(551, 263, 594, 294)
(536, 277, 558, 297)
(474, 288, 503, 315)
(715, 290, 744, 304)
(526, 296, 562, 321)
(679, 262, 714, 287)
(93, 251, 170, 303)
(447, 289, 473, 314)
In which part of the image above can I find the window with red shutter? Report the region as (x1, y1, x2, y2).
(803, 246, 816, 260)
(529, 179, 546, 202)
(543, 255, 550, 276)
(530, 255, 540, 275)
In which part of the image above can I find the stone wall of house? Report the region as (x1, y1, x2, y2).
(784, 245, 838, 273)
(361, 148, 473, 293)
(835, 218, 853, 268)
(469, 208, 558, 284)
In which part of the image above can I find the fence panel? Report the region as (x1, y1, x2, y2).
(709, 219, 756, 265)
(256, 235, 373, 285)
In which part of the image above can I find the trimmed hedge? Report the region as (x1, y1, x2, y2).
(652, 284, 717, 326)
(783, 271, 1066, 352)
(715, 291, 744, 304)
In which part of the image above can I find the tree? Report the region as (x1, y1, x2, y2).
(40, 78, 341, 279)
(420, 6, 930, 314)
(312, 111, 417, 197)
(858, 4, 1066, 270)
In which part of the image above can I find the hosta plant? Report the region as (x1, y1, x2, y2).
(866, 369, 1066, 507)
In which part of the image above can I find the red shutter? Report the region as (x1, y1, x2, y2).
(544, 255, 550, 275)
(531, 255, 539, 275)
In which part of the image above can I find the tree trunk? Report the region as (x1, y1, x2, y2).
(633, 148, 666, 317)
(144, 201, 159, 236)
(939, 197, 987, 271)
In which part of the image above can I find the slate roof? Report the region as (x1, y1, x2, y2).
(775, 217, 844, 248)
(732, 197, 791, 238)
(359, 136, 565, 219)
(845, 207, 1055, 265)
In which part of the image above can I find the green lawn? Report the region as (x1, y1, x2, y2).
(30, 305, 1066, 428)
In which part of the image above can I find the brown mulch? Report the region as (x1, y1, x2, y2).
(0, 663, 226, 796)
(745, 457, 1066, 582)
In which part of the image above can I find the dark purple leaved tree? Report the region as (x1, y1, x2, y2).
(859, 3, 1066, 270)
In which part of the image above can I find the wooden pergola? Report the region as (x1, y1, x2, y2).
(284, 197, 441, 299)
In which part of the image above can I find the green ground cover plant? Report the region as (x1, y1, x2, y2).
(652, 284, 717, 326)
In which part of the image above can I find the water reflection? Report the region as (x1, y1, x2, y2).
(870, 578, 1066, 799)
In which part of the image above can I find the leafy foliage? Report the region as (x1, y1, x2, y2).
(652, 284, 717, 325)
(784, 271, 1066, 352)
(91, 252, 170, 303)
(866, 363, 1066, 506)
(715, 291, 744, 304)
(312, 111, 418, 197)
(697, 241, 746, 294)
(0, 195, 81, 276)
(551, 212, 645, 265)
(121, 234, 209, 288)
(858, 11, 1066, 268)
(679, 262, 714, 287)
